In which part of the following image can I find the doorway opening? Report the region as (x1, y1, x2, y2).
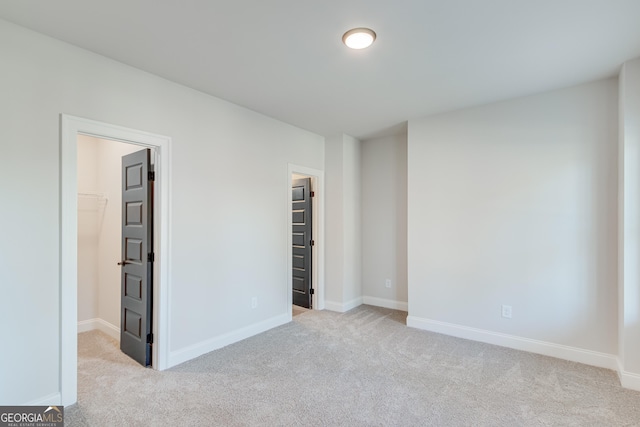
(292, 174, 313, 310)
(76, 136, 155, 365)
(288, 165, 325, 317)
(60, 115, 171, 406)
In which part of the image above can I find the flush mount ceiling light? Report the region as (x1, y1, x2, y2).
(342, 27, 376, 49)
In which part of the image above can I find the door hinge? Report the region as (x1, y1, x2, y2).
(310, 240, 315, 247)
(310, 191, 315, 197)
(148, 171, 155, 181)
(148, 252, 155, 262)
(147, 333, 154, 344)
(310, 288, 315, 295)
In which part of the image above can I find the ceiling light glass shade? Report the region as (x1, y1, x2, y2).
(342, 28, 376, 49)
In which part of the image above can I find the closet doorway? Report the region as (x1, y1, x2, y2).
(288, 164, 325, 316)
(77, 136, 154, 365)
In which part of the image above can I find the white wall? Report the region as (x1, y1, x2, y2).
(77, 138, 100, 322)
(0, 18, 324, 405)
(325, 135, 344, 306)
(324, 134, 362, 311)
(407, 79, 618, 356)
(619, 58, 640, 385)
(361, 134, 408, 310)
(343, 135, 362, 305)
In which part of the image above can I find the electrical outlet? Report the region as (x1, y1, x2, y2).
(251, 297, 258, 309)
(385, 279, 392, 288)
(501, 305, 512, 319)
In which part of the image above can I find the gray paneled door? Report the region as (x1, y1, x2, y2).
(119, 149, 154, 366)
(292, 177, 312, 308)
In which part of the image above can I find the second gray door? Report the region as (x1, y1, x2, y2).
(292, 177, 312, 308)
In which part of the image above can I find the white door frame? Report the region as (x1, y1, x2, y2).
(60, 115, 172, 406)
(287, 164, 325, 312)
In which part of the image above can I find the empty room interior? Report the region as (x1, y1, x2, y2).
(2, 0, 640, 424)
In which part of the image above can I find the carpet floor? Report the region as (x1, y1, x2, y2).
(66, 305, 640, 426)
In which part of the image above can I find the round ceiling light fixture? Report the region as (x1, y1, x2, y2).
(342, 27, 376, 50)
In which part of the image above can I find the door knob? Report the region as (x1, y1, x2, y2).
(117, 260, 131, 266)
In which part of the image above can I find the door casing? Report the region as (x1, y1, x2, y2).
(60, 114, 172, 406)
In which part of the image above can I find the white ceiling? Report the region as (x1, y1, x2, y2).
(1, 0, 639, 140)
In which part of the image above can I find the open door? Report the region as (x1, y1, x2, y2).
(119, 149, 154, 366)
(292, 177, 313, 308)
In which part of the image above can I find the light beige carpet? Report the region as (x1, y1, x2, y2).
(292, 304, 310, 317)
(66, 305, 640, 426)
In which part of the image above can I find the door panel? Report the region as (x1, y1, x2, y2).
(125, 239, 143, 262)
(126, 202, 143, 225)
(120, 149, 153, 366)
(125, 274, 143, 300)
(292, 177, 312, 308)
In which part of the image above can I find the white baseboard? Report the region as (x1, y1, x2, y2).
(78, 318, 120, 341)
(617, 358, 640, 391)
(77, 318, 97, 333)
(324, 297, 363, 313)
(363, 296, 408, 312)
(168, 313, 289, 368)
(24, 392, 61, 406)
(323, 300, 343, 312)
(407, 316, 618, 371)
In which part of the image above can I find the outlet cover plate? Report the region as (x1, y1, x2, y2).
(501, 305, 512, 319)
